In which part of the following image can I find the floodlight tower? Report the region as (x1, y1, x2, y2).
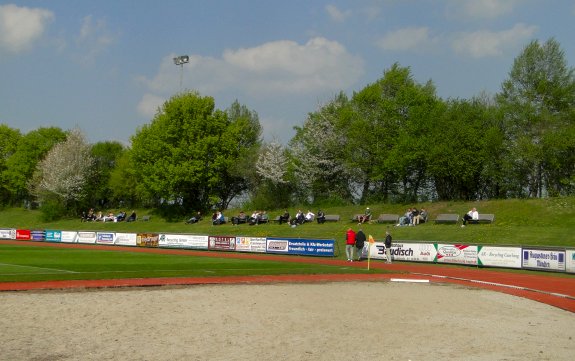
(173, 55, 189, 90)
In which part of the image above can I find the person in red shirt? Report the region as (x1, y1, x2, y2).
(345, 228, 356, 262)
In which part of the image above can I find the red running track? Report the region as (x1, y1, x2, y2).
(1, 240, 574, 312)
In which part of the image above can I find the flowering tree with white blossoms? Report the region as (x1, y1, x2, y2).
(31, 128, 95, 211)
(253, 140, 293, 208)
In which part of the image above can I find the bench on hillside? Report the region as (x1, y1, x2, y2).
(434, 214, 459, 224)
(140, 215, 151, 222)
(324, 214, 340, 222)
(377, 214, 399, 224)
(351, 214, 372, 223)
(468, 213, 495, 224)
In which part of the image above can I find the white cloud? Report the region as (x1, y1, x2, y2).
(0, 4, 53, 53)
(325, 4, 351, 22)
(376, 27, 432, 52)
(137, 93, 165, 118)
(452, 23, 538, 58)
(75, 15, 115, 61)
(450, 0, 520, 19)
(138, 37, 364, 98)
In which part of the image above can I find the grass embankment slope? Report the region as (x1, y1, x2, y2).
(1, 197, 574, 249)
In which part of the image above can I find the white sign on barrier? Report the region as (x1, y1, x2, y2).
(0, 228, 15, 240)
(114, 233, 137, 246)
(522, 248, 565, 272)
(76, 231, 97, 244)
(159, 234, 209, 249)
(364, 242, 437, 262)
(61, 231, 78, 243)
(478, 246, 522, 269)
(235, 236, 267, 253)
(437, 244, 478, 265)
(566, 250, 575, 274)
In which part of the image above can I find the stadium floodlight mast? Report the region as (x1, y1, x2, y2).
(173, 55, 189, 90)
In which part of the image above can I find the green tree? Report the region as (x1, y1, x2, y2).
(497, 38, 575, 197)
(86, 141, 126, 208)
(3, 127, 67, 206)
(130, 92, 259, 214)
(0, 124, 21, 206)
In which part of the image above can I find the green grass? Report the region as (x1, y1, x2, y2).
(0, 244, 384, 283)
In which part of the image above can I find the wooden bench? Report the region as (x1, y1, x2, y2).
(434, 214, 459, 224)
(377, 214, 399, 224)
(468, 214, 495, 224)
(351, 214, 372, 223)
(140, 215, 151, 222)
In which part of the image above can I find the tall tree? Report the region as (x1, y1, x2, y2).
(3, 127, 67, 205)
(86, 141, 126, 208)
(497, 38, 575, 197)
(0, 124, 21, 205)
(130, 91, 258, 213)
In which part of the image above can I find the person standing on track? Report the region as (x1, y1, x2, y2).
(355, 228, 366, 261)
(346, 228, 356, 262)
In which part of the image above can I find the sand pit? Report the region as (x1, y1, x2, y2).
(1, 281, 573, 361)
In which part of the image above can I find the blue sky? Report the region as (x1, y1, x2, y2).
(1, 0, 574, 145)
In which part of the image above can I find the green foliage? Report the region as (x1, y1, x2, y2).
(38, 195, 67, 222)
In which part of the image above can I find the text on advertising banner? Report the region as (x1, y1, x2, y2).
(522, 248, 565, 272)
(436, 244, 478, 265)
(235, 237, 267, 253)
(566, 250, 575, 274)
(364, 242, 436, 263)
(477, 246, 522, 269)
(266, 238, 335, 257)
(31, 230, 46, 241)
(45, 230, 62, 242)
(60, 231, 78, 243)
(96, 232, 115, 245)
(0, 228, 15, 240)
(16, 229, 31, 240)
(137, 233, 159, 247)
(159, 234, 209, 249)
(209, 236, 236, 251)
(114, 233, 138, 247)
(77, 231, 97, 244)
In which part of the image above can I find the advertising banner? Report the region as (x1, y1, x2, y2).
(436, 244, 478, 265)
(235, 237, 267, 253)
(522, 248, 565, 272)
(208, 236, 236, 251)
(77, 231, 97, 244)
(478, 246, 522, 269)
(96, 232, 115, 245)
(31, 230, 46, 241)
(159, 234, 209, 249)
(266, 238, 335, 257)
(364, 242, 436, 263)
(0, 228, 16, 240)
(16, 229, 31, 240)
(60, 231, 77, 243)
(566, 250, 575, 274)
(114, 233, 138, 247)
(45, 230, 62, 242)
(137, 233, 159, 247)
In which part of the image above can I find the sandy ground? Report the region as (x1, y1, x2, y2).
(0, 281, 573, 361)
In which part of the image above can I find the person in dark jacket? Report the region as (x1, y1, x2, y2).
(355, 229, 366, 261)
(384, 231, 393, 264)
(316, 209, 326, 224)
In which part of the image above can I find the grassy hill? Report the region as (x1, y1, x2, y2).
(1, 197, 574, 250)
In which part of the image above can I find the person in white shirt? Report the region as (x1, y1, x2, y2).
(462, 207, 479, 227)
(305, 210, 315, 222)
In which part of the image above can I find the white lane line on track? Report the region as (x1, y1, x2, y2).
(412, 272, 575, 301)
(0, 262, 78, 274)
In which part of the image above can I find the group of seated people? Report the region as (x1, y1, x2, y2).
(397, 207, 428, 226)
(278, 209, 323, 226)
(82, 208, 136, 222)
(230, 210, 269, 225)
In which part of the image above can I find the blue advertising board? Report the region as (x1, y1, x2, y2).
(45, 230, 62, 242)
(266, 238, 335, 257)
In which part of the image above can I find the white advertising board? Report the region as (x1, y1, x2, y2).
(158, 234, 209, 249)
(364, 242, 436, 263)
(60, 231, 78, 243)
(114, 233, 137, 246)
(436, 244, 478, 265)
(235, 236, 267, 253)
(0, 228, 16, 240)
(477, 246, 522, 269)
(522, 248, 566, 272)
(566, 250, 575, 274)
(76, 231, 97, 244)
